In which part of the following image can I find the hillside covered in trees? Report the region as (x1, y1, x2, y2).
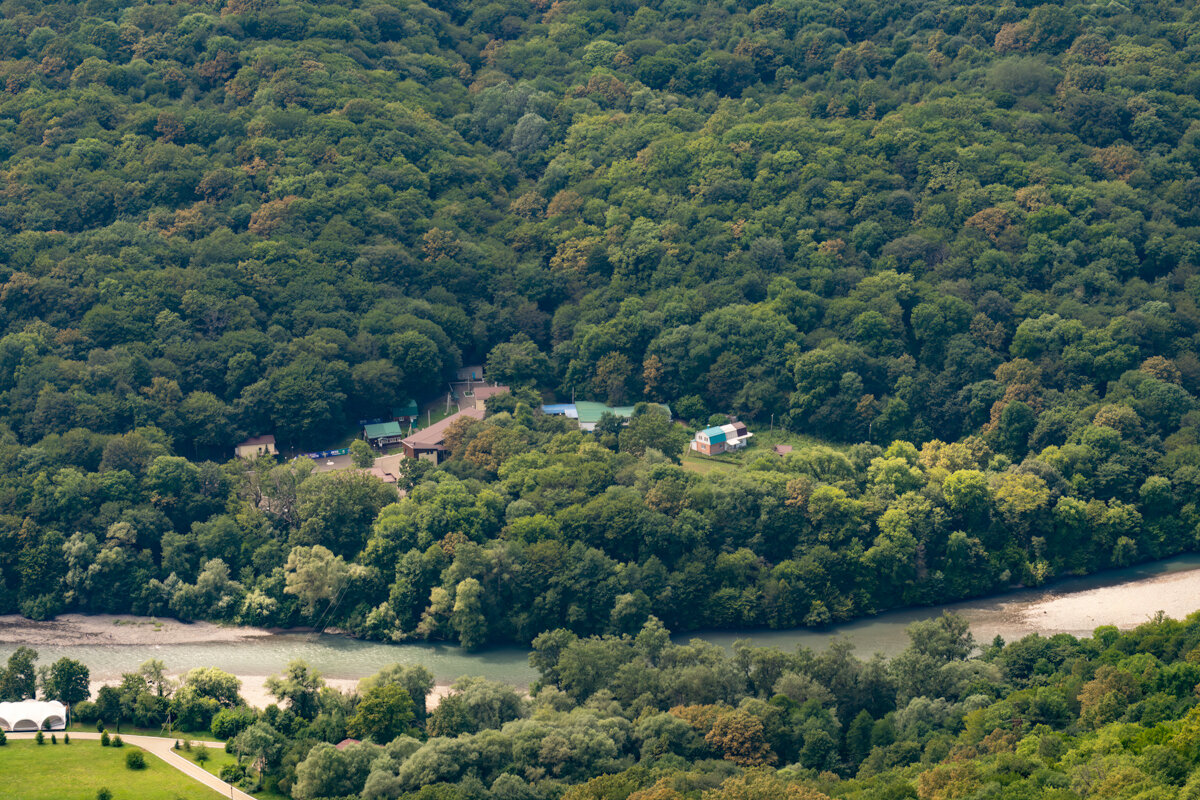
(1, 0, 1200, 643)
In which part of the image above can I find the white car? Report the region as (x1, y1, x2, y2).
(326, 460, 334, 466)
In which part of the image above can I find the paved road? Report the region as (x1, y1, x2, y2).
(8, 730, 254, 799)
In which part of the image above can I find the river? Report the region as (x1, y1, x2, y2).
(3, 553, 1200, 705)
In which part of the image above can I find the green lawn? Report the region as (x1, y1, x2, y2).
(65, 722, 215, 739)
(680, 428, 849, 474)
(680, 450, 739, 475)
(181, 745, 289, 800)
(0, 739, 223, 799)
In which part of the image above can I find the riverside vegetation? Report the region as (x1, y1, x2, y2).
(12, 612, 1200, 800)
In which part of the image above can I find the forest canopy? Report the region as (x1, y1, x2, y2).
(0, 0, 1198, 645)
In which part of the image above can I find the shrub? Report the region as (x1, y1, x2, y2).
(211, 706, 256, 739)
(195, 747, 210, 764)
(35, 731, 44, 745)
(96, 790, 112, 800)
(174, 740, 180, 750)
(73, 700, 99, 723)
(220, 763, 247, 782)
(125, 749, 146, 770)
(100, 731, 111, 746)
(0, 729, 7, 745)
(51, 734, 57, 744)
(63, 733, 70, 744)
(112, 735, 124, 748)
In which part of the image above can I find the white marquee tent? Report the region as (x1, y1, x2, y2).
(0, 699, 67, 731)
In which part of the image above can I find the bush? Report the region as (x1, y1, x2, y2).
(35, 731, 44, 745)
(112, 735, 124, 748)
(96, 790, 112, 800)
(125, 749, 146, 770)
(50, 734, 57, 744)
(195, 747, 210, 763)
(63, 733, 70, 744)
(0, 729, 7, 745)
(100, 731, 111, 746)
(220, 763, 246, 782)
(210, 706, 256, 739)
(73, 701, 99, 723)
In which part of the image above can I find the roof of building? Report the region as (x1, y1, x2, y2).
(568, 402, 673, 425)
(541, 403, 579, 418)
(364, 466, 397, 484)
(0, 699, 67, 731)
(774, 444, 794, 455)
(464, 384, 510, 403)
(403, 407, 485, 449)
(391, 400, 419, 417)
(574, 401, 635, 424)
(237, 435, 276, 447)
(335, 738, 361, 750)
(698, 425, 728, 444)
(364, 421, 405, 439)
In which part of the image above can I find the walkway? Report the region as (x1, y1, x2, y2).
(7, 730, 255, 799)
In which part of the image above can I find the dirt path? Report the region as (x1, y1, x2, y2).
(7, 730, 254, 800)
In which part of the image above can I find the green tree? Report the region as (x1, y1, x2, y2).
(350, 439, 375, 468)
(619, 405, 688, 460)
(0, 646, 38, 700)
(265, 660, 325, 720)
(346, 683, 416, 743)
(43, 658, 90, 707)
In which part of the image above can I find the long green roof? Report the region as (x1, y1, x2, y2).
(574, 402, 671, 424)
(364, 421, 404, 439)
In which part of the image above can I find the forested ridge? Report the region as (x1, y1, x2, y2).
(1, 0, 1200, 645)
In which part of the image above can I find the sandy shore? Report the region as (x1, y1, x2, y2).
(1012, 566, 1200, 633)
(0, 614, 273, 647)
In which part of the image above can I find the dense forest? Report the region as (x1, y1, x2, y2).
(15, 611, 1200, 800)
(1, 0, 1200, 646)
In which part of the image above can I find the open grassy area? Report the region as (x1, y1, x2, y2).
(0, 739, 223, 799)
(747, 428, 854, 453)
(680, 428, 849, 475)
(65, 721, 214, 739)
(680, 450, 739, 475)
(179, 746, 289, 800)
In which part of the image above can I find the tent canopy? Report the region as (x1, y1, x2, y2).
(0, 699, 67, 731)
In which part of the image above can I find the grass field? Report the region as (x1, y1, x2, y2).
(0, 739, 223, 799)
(178, 746, 290, 800)
(680, 450, 739, 475)
(65, 722, 214, 739)
(679, 428, 849, 474)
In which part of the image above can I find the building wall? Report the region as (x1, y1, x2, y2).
(235, 444, 276, 459)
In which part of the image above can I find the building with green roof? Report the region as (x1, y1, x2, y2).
(364, 420, 406, 447)
(568, 401, 670, 431)
(391, 400, 419, 421)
